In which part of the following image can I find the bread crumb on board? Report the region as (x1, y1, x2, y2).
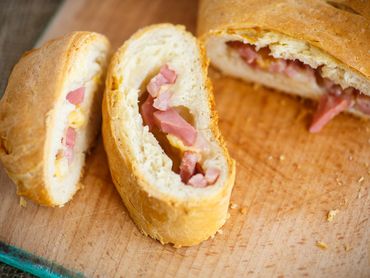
(327, 209, 339, 222)
(357, 176, 364, 184)
(342, 197, 348, 206)
(266, 154, 287, 162)
(316, 241, 328, 250)
(344, 244, 352, 252)
(357, 187, 364, 199)
(230, 202, 238, 209)
(335, 175, 343, 186)
(217, 229, 223, 235)
(19, 197, 27, 208)
(240, 207, 247, 215)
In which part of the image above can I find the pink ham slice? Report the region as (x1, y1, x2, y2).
(284, 61, 315, 81)
(318, 77, 335, 91)
(153, 90, 172, 111)
(180, 153, 220, 186)
(65, 127, 76, 148)
(355, 93, 370, 115)
(284, 61, 302, 78)
(205, 167, 220, 184)
(140, 95, 157, 131)
(188, 173, 208, 188)
(147, 74, 167, 98)
(237, 44, 259, 64)
(309, 94, 351, 133)
(269, 59, 287, 74)
(66, 87, 85, 105)
(179, 151, 198, 183)
(227, 41, 370, 130)
(228, 41, 316, 81)
(147, 65, 177, 97)
(227, 41, 258, 65)
(153, 108, 197, 146)
(160, 64, 177, 83)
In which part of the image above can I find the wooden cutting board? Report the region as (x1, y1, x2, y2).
(0, 0, 369, 277)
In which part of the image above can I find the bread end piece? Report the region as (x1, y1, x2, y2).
(0, 32, 110, 206)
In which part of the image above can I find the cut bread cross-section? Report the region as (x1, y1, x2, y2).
(198, 0, 370, 132)
(103, 24, 235, 247)
(0, 32, 110, 206)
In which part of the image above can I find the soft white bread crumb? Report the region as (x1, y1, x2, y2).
(44, 36, 109, 205)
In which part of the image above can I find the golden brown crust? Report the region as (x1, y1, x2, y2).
(324, 0, 370, 20)
(197, 0, 370, 78)
(0, 32, 109, 206)
(102, 24, 236, 247)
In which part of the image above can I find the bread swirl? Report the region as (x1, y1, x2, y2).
(198, 0, 370, 132)
(0, 32, 110, 206)
(103, 24, 235, 247)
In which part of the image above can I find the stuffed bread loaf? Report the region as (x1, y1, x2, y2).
(198, 0, 370, 132)
(0, 32, 110, 206)
(103, 24, 235, 247)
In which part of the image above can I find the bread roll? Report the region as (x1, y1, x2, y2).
(103, 24, 235, 247)
(0, 32, 110, 206)
(198, 0, 370, 132)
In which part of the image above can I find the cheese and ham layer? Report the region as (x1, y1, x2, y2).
(227, 41, 370, 132)
(54, 87, 85, 178)
(140, 65, 220, 188)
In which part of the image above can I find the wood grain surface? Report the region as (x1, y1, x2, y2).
(0, 0, 369, 277)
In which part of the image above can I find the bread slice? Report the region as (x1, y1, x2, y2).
(0, 32, 110, 206)
(103, 24, 235, 247)
(198, 0, 370, 132)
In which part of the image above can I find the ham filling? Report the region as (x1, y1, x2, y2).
(227, 41, 370, 132)
(139, 65, 220, 187)
(54, 87, 85, 178)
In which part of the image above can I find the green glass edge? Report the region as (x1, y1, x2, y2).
(0, 241, 84, 278)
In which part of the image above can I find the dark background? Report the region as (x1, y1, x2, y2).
(0, 0, 62, 95)
(0, 1, 62, 275)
